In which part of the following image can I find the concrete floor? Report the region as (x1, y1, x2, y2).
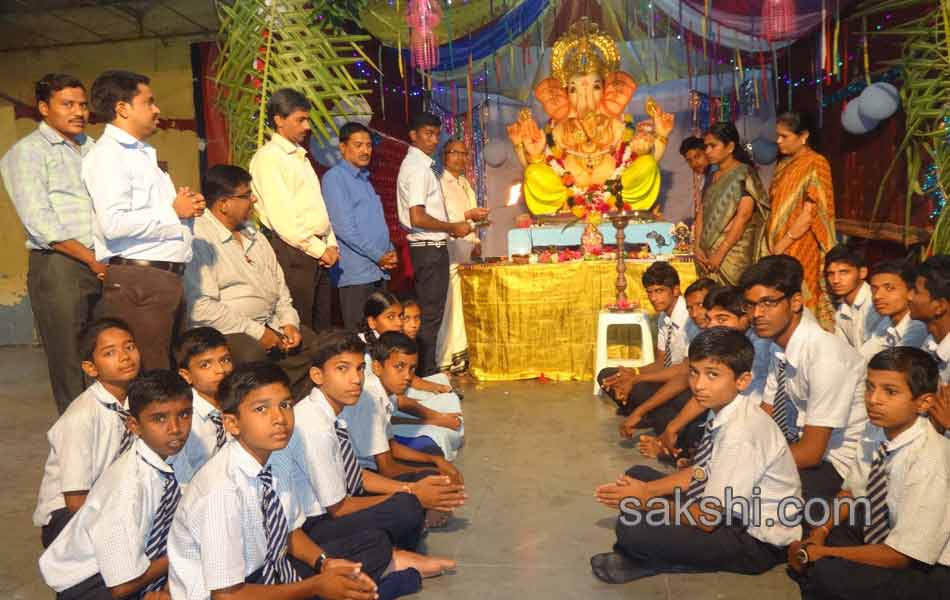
(1, 346, 800, 599)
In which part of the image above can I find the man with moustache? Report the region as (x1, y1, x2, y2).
(82, 70, 205, 370)
(1, 74, 101, 413)
(322, 122, 398, 331)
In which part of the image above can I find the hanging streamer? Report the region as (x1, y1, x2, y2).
(378, 44, 386, 120)
(862, 16, 871, 85)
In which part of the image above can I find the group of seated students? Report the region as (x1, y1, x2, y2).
(594, 250, 950, 599)
(34, 292, 468, 599)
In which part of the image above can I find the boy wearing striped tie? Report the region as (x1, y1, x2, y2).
(168, 362, 380, 600)
(34, 317, 142, 548)
(591, 328, 802, 584)
(176, 327, 234, 470)
(789, 347, 950, 598)
(741, 255, 868, 504)
(38, 370, 195, 599)
(287, 330, 460, 578)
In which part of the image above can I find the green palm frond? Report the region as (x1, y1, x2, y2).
(213, 0, 375, 167)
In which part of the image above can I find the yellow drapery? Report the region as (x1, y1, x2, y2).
(459, 260, 697, 381)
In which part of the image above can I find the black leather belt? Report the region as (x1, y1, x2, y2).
(109, 257, 186, 276)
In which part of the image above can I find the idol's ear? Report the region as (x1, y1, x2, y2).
(600, 71, 637, 117)
(534, 78, 570, 122)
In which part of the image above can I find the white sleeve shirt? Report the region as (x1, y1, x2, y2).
(656, 295, 690, 365)
(743, 330, 774, 405)
(922, 333, 950, 385)
(286, 388, 348, 516)
(843, 419, 950, 566)
(341, 362, 394, 470)
(182, 389, 228, 472)
(168, 440, 310, 600)
(700, 395, 803, 547)
(39, 438, 194, 591)
(82, 124, 192, 263)
(859, 313, 929, 361)
(33, 382, 132, 526)
(396, 146, 449, 242)
(834, 283, 883, 349)
(762, 311, 869, 478)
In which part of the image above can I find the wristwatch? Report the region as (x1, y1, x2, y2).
(314, 552, 328, 573)
(796, 542, 813, 566)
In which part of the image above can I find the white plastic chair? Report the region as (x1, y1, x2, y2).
(593, 310, 655, 395)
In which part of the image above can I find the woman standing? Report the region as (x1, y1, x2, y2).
(694, 122, 770, 285)
(768, 112, 836, 329)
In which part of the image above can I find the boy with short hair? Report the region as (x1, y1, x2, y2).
(287, 330, 461, 572)
(599, 261, 690, 415)
(34, 317, 141, 548)
(860, 261, 928, 360)
(175, 326, 234, 469)
(825, 244, 882, 349)
(788, 347, 950, 598)
(591, 327, 802, 584)
(168, 362, 380, 600)
(909, 255, 950, 435)
(39, 370, 195, 599)
(741, 255, 868, 503)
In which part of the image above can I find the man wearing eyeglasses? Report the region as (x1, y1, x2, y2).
(183, 164, 319, 400)
(739, 255, 868, 505)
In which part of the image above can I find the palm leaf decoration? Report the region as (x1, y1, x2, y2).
(213, 0, 376, 167)
(851, 0, 950, 253)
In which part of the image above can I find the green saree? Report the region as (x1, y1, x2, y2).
(697, 163, 770, 285)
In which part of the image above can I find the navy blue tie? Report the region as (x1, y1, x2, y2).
(686, 419, 715, 501)
(259, 466, 299, 585)
(103, 401, 135, 461)
(139, 466, 181, 596)
(335, 420, 365, 496)
(864, 444, 891, 545)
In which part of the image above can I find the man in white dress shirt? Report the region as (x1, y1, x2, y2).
(83, 70, 205, 369)
(250, 88, 339, 332)
(825, 244, 882, 349)
(396, 113, 485, 375)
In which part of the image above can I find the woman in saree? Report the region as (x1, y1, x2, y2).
(768, 112, 836, 329)
(694, 121, 770, 285)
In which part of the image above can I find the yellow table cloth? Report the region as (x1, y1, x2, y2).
(459, 260, 698, 381)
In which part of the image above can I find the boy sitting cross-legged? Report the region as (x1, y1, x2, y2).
(168, 362, 380, 600)
(591, 327, 802, 584)
(789, 347, 950, 599)
(39, 370, 195, 600)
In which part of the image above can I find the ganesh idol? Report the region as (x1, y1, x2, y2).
(506, 19, 674, 217)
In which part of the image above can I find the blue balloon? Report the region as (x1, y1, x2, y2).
(750, 137, 778, 165)
(858, 82, 900, 121)
(842, 99, 878, 135)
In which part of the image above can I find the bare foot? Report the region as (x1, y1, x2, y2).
(393, 549, 457, 578)
(637, 434, 669, 459)
(425, 508, 451, 528)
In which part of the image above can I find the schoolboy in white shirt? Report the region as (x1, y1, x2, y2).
(39, 370, 195, 599)
(908, 255, 950, 435)
(34, 317, 141, 548)
(168, 362, 379, 600)
(825, 244, 882, 349)
(591, 328, 802, 584)
(175, 327, 234, 469)
(741, 255, 868, 503)
(789, 347, 950, 598)
(860, 261, 928, 360)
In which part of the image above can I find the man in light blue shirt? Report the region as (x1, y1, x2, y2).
(0, 73, 101, 414)
(82, 70, 206, 370)
(322, 122, 398, 330)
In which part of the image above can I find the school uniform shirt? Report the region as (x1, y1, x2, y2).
(859, 312, 929, 361)
(39, 438, 194, 591)
(341, 365, 395, 471)
(182, 389, 228, 471)
(82, 124, 192, 263)
(34, 382, 132, 527)
(657, 295, 690, 365)
(834, 282, 883, 349)
(922, 333, 950, 385)
(762, 310, 869, 478)
(744, 329, 774, 405)
(284, 387, 349, 517)
(249, 133, 337, 260)
(843, 418, 950, 566)
(698, 394, 803, 547)
(396, 146, 449, 242)
(168, 440, 314, 600)
(684, 318, 702, 346)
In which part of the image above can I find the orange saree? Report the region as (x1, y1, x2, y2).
(768, 147, 836, 329)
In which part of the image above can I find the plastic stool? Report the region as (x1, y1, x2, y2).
(593, 310, 654, 395)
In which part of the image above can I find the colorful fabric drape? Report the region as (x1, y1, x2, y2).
(768, 147, 836, 329)
(697, 163, 770, 286)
